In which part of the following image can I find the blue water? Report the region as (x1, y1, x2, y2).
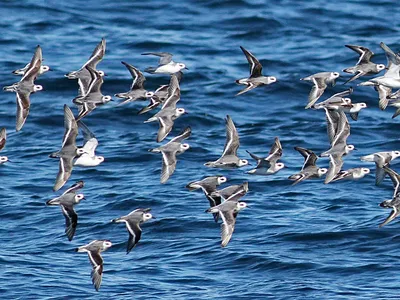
(1, 0, 400, 298)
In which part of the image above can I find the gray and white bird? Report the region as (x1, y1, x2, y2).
(115, 61, 154, 105)
(246, 137, 284, 175)
(358, 81, 392, 111)
(289, 147, 328, 185)
(138, 72, 183, 115)
(142, 52, 187, 74)
(321, 110, 354, 158)
(301, 72, 340, 109)
(112, 208, 154, 254)
(331, 167, 370, 182)
(0, 128, 8, 164)
(210, 181, 249, 204)
(74, 121, 104, 167)
(361, 151, 400, 186)
(235, 46, 277, 96)
(3, 45, 43, 131)
(46, 180, 85, 241)
(204, 116, 249, 168)
(49, 105, 86, 191)
(321, 110, 354, 184)
(73, 66, 112, 121)
(367, 42, 400, 89)
(312, 87, 353, 110)
(186, 176, 228, 222)
(75, 239, 112, 292)
(206, 192, 248, 247)
(12, 62, 50, 76)
(144, 74, 186, 142)
(342, 44, 386, 84)
(149, 127, 191, 183)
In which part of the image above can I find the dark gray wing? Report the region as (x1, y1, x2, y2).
(169, 126, 191, 144)
(87, 251, 103, 291)
(60, 204, 78, 241)
(240, 46, 262, 78)
(82, 38, 106, 69)
(221, 115, 240, 157)
(0, 128, 6, 151)
(121, 61, 146, 90)
(125, 220, 142, 254)
(62, 180, 85, 195)
(62, 105, 79, 149)
(21, 45, 42, 83)
(294, 146, 317, 169)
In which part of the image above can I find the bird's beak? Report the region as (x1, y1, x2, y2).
(152, 216, 156, 219)
(184, 67, 189, 70)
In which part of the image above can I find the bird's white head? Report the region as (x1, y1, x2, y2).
(238, 159, 249, 166)
(217, 176, 227, 185)
(143, 213, 153, 221)
(34, 85, 43, 92)
(145, 91, 154, 98)
(180, 143, 190, 151)
(392, 151, 400, 159)
(236, 201, 248, 211)
(75, 194, 85, 202)
(377, 64, 386, 72)
(275, 162, 285, 171)
(319, 168, 328, 176)
(362, 168, 370, 174)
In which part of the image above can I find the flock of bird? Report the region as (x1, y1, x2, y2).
(2, 38, 400, 291)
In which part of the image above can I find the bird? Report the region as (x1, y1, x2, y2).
(0, 128, 8, 164)
(204, 115, 249, 168)
(358, 81, 392, 111)
(313, 87, 367, 121)
(367, 42, 400, 89)
(320, 110, 354, 158)
(210, 181, 249, 204)
(138, 72, 183, 115)
(74, 121, 104, 167)
(301, 72, 340, 109)
(75, 240, 112, 291)
(246, 137, 284, 175)
(312, 87, 353, 110)
(289, 147, 328, 185)
(186, 175, 228, 222)
(114, 61, 154, 105)
(46, 180, 85, 241)
(142, 52, 187, 74)
(12, 62, 50, 77)
(331, 167, 370, 182)
(342, 44, 386, 84)
(361, 151, 400, 185)
(3, 45, 43, 131)
(72, 66, 112, 121)
(149, 127, 191, 183)
(186, 175, 228, 195)
(65, 38, 106, 81)
(112, 208, 154, 254)
(49, 105, 86, 191)
(235, 46, 277, 96)
(144, 74, 186, 142)
(206, 191, 248, 247)
(321, 110, 354, 183)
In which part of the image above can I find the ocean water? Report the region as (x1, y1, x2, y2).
(1, 0, 400, 298)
